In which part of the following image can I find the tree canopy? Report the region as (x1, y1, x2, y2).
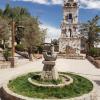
(0, 17, 10, 48)
(80, 15, 100, 51)
(0, 4, 46, 60)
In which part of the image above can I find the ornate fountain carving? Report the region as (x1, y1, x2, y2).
(41, 44, 59, 80)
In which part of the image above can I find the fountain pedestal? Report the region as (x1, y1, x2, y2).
(41, 44, 59, 80)
(41, 61, 59, 80)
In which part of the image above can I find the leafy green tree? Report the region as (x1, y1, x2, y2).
(0, 4, 46, 61)
(3, 4, 29, 18)
(3, 49, 11, 61)
(3, 4, 11, 18)
(0, 17, 10, 49)
(51, 39, 59, 45)
(3, 4, 30, 44)
(12, 7, 30, 44)
(0, 9, 3, 16)
(21, 16, 46, 61)
(80, 15, 100, 52)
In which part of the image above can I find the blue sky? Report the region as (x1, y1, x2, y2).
(0, 0, 100, 41)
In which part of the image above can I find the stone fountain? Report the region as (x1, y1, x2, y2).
(41, 44, 59, 80)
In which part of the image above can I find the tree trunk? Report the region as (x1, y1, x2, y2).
(3, 40, 6, 49)
(29, 53, 34, 61)
(28, 47, 33, 61)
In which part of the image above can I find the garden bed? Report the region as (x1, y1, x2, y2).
(4, 72, 94, 99)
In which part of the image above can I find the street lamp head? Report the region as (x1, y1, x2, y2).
(17, 25, 25, 29)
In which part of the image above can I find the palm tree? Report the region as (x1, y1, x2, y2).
(80, 15, 100, 52)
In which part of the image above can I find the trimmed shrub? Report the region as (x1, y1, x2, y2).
(89, 48, 100, 57)
(37, 46, 43, 54)
(15, 44, 25, 52)
(0, 43, 4, 49)
(3, 49, 11, 61)
(33, 46, 43, 54)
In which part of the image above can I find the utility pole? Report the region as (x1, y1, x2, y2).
(11, 18, 15, 68)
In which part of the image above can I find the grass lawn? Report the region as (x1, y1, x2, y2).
(8, 72, 93, 99)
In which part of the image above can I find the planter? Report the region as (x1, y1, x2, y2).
(1, 73, 97, 100)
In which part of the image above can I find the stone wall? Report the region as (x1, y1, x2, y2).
(59, 37, 81, 54)
(66, 46, 76, 54)
(87, 56, 100, 68)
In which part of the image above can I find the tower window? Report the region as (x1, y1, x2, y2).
(69, 13, 72, 19)
(65, 3, 71, 7)
(69, 28, 72, 37)
(73, 3, 77, 7)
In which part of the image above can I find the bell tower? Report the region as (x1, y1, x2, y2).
(62, 0, 79, 37)
(59, 0, 81, 54)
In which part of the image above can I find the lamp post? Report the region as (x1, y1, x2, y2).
(10, 18, 15, 68)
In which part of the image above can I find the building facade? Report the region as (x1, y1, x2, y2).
(59, 0, 81, 54)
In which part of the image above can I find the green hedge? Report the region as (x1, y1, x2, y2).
(0, 44, 4, 49)
(15, 44, 25, 52)
(3, 49, 11, 61)
(89, 48, 100, 57)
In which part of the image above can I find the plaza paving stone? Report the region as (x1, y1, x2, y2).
(0, 55, 100, 99)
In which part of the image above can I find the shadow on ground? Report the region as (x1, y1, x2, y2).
(0, 87, 4, 100)
(94, 80, 100, 86)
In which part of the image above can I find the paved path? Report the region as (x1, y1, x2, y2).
(0, 57, 100, 99)
(14, 53, 30, 66)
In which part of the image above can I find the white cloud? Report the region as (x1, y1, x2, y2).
(12, 0, 100, 9)
(52, 0, 100, 9)
(12, 0, 50, 5)
(80, 0, 100, 9)
(40, 24, 60, 43)
(51, 0, 63, 5)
